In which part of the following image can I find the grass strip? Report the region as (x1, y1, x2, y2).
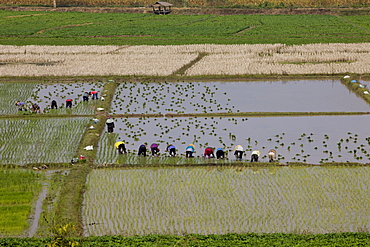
(53, 165, 92, 237)
(341, 77, 370, 105)
(173, 52, 209, 76)
(1, 232, 370, 246)
(75, 81, 118, 163)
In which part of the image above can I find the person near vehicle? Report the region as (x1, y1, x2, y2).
(166, 144, 176, 157)
(185, 144, 195, 158)
(50, 100, 58, 109)
(115, 141, 127, 155)
(150, 143, 160, 156)
(138, 144, 147, 156)
(251, 150, 261, 162)
(268, 149, 276, 162)
(216, 148, 225, 159)
(106, 116, 115, 134)
(234, 145, 244, 160)
(90, 90, 98, 100)
(15, 101, 26, 111)
(83, 92, 89, 102)
(204, 147, 215, 158)
(66, 99, 73, 108)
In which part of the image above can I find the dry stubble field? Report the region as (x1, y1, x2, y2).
(1, 43, 370, 76)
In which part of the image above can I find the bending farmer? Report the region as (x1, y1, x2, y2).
(250, 150, 261, 162)
(115, 141, 127, 154)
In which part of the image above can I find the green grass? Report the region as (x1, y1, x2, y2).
(0, 169, 44, 236)
(1, 11, 370, 45)
(1, 232, 370, 246)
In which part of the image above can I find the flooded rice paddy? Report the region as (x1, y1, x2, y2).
(0, 81, 104, 115)
(110, 80, 370, 115)
(100, 115, 370, 164)
(32, 82, 104, 114)
(83, 167, 370, 236)
(0, 118, 89, 165)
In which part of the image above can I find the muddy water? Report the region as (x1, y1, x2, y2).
(112, 114, 370, 164)
(110, 80, 370, 114)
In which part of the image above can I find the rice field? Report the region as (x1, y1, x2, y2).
(111, 80, 370, 115)
(0, 82, 36, 115)
(83, 167, 370, 236)
(0, 81, 104, 115)
(1, 44, 370, 76)
(0, 118, 90, 165)
(96, 115, 370, 164)
(32, 82, 105, 114)
(0, 169, 44, 236)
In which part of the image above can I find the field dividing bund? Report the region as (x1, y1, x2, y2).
(83, 167, 370, 236)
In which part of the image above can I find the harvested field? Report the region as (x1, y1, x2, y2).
(0, 44, 370, 76)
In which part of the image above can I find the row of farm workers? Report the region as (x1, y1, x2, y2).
(105, 117, 277, 162)
(114, 141, 277, 162)
(15, 91, 100, 113)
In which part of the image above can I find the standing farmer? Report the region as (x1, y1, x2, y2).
(83, 92, 89, 102)
(106, 116, 115, 134)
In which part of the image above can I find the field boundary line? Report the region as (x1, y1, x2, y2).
(335, 15, 370, 34)
(173, 52, 209, 76)
(35, 23, 93, 34)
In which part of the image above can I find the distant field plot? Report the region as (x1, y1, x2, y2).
(83, 167, 370, 236)
(0, 82, 104, 115)
(97, 115, 370, 164)
(0, 169, 43, 236)
(0, 82, 36, 115)
(32, 82, 105, 115)
(1, 12, 370, 45)
(111, 80, 370, 115)
(1, 43, 370, 76)
(185, 43, 370, 75)
(0, 118, 90, 165)
(344, 15, 370, 30)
